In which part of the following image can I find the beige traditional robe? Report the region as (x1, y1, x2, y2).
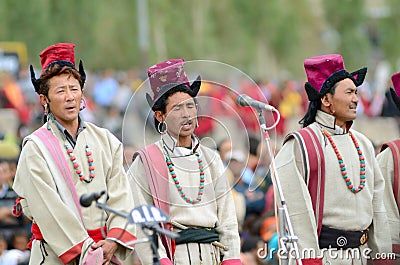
(128, 134, 240, 265)
(274, 111, 392, 265)
(376, 147, 400, 244)
(13, 120, 136, 264)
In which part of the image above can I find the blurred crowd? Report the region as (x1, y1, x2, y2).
(1, 66, 400, 265)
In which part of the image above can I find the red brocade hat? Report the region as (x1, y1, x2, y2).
(30, 43, 86, 94)
(39, 43, 76, 72)
(146, 58, 201, 109)
(303, 54, 367, 101)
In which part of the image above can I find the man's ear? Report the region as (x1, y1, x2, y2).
(39, 94, 48, 106)
(321, 94, 331, 107)
(154, 110, 164, 123)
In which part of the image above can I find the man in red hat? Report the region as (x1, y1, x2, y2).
(12, 43, 136, 264)
(274, 54, 392, 265)
(128, 59, 241, 265)
(376, 72, 400, 258)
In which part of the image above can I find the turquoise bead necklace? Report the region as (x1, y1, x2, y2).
(322, 130, 366, 193)
(164, 150, 205, 204)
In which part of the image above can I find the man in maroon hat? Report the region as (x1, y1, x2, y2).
(376, 72, 400, 258)
(12, 43, 136, 264)
(128, 59, 241, 265)
(274, 54, 392, 265)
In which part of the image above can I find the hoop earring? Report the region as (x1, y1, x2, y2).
(195, 118, 199, 128)
(80, 97, 87, 111)
(43, 104, 48, 115)
(157, 121, 168, 134)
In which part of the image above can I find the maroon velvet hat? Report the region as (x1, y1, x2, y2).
(390, 72, 400, 110)
(30, 43, 86, 94)
(146, 58, 201, 109)
(304, 54, 367, 101)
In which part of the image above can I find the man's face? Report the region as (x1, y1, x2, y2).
(42, 74, 82, 128)
(328, 78, 358, 125)
(163, 92, 198, 145)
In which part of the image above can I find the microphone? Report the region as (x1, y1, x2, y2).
(236, 94, 276, 111)
(80, 190, 106, 207)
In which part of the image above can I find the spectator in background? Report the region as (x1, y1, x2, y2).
(240, 235, 265, 265)
(92, 69, 119, 126)
(0, 71, 31, 126)
(217, 138, 233, 164)
(247, 135, 260, 172)
(227, 150, 265, 218)
(240, 252, 258, 265)
(278, 80, 302, 135)
(0, 232, 26, 265)
(253, 140, 277, 213)
(93, 69, 119, 108)
(9, 229, 30, 265)
(217, 139, 247, 232)
(0, 140, 23, 246)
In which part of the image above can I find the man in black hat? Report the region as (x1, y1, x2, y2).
(128, 59, 241, 265)
(274, 54, 391, 265)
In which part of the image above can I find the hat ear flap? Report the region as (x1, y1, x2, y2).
(146, 93, 154, 109)
(190, 75, 201, 96)
(305, 82, 321, 101)
(30, 65, 40, 94)
(78, 60, 86, 88)
(350, 67, 367, 87)
(390, 87, 400, 111)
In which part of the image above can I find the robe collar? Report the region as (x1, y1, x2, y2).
(315, 110, 353, 135)
(161, 132, 200, 157)
(47, 113, 86, 147)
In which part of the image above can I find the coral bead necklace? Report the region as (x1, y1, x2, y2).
(163, 150, 205, 205)
(65, 142, 95, 183)
(322, 130, 366, 193)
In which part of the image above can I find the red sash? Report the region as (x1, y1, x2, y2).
(28, 223, 106, 249)
(379, 139, 400, 214)
(283, 127, 325, 236)
(133, 144, 175, 260)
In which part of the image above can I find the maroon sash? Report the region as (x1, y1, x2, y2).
(133, 144, 175, 259)
(283, 127, 325, 236)
(379, 139, 400, 215)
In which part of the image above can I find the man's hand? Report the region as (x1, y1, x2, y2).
(91, 239, 118, 265)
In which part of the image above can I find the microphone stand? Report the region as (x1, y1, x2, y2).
(255, 108, 302, 265)
(93, 199, 177, 265)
